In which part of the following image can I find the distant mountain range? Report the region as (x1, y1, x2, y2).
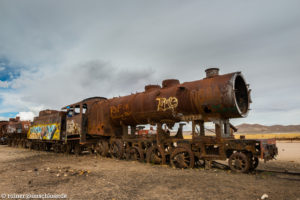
(236, 123, 300, 133)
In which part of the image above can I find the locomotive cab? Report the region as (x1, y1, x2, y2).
(62, 97, 107, 144)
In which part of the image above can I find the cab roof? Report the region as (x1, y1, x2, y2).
(61, 96, 107, 109)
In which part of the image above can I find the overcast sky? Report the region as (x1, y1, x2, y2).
(0, 0, 300, 125)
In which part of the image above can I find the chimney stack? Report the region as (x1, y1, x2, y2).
(205, 68, 219, 78)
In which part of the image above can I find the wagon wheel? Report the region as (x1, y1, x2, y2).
(96, 140, 109, 157)
(170, 146, 195, 169)
(228, 152, 250, 173)
(146, 145, 166, 165)
(249, 156, 259, 171)
(126, 146, 144, 162)
(109, 140, 124, 159)
(88, 147, 95, 154)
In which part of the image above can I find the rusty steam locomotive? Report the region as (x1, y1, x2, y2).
(1, 68, 278, 173)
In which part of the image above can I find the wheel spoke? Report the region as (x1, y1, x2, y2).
(228, 152, 250, 173)
(171, 147, 194, 169)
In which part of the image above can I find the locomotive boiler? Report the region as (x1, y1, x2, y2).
(22, 68, 277, 173)
(85, 68, 249, 137)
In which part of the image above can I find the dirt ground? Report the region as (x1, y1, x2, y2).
(0, 142, 300, 200)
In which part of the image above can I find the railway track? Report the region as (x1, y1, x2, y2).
(212, 161, 300, 176)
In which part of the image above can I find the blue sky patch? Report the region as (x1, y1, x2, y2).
(0, 112, 18, 118)
(0, 57, 21, 81)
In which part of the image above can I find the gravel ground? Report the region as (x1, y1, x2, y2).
(0, 144, 299, 200)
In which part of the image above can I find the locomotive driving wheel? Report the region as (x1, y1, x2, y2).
(228, 152, 250, 173)
(146, 145, 166, 165)
(170, 146, 195, 169)
(126, 146, 144, 162)
(109, 140, 124, 159)
(96, 140, 109, 157)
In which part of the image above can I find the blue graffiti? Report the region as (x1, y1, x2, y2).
(29, 124, 58, 140)
(46, 125, 57, 140)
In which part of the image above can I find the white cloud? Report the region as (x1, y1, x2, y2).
(0, 91, 45, 118)
(0, 80, 9, 88)
(16, 111, 35, 121)
(0, 1, 300, 125)
(6, 60, 155, 109)
(0, 66, 5, 71)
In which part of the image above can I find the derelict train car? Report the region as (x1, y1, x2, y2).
(5, 117, 31, 147)
(24, 68, 277, 173)
(26, 110, 67, 152)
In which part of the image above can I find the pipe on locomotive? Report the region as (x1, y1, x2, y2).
(89, 68, 251, 131)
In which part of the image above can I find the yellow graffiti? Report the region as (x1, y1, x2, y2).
(110, 104, 132, 119)
(27, 123, 60, 140)
(156, 97, 178, 111)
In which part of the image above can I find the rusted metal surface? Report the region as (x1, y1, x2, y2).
(27, 109, 66, 140)
(205, 68, 219, 78)
(260, 139, 278, 161)
(6, 68, 278, 173)
(54, 68, 276, 172)
(84, 69, 250, 137)
(6, 117, 31, 136)
(0, 121, 8, 136)
(4, 117, 31, 147)
(62, 97, 107, 142)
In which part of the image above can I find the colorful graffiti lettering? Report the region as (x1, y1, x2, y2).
(156, 97, 178, 112)
(27, 123, 60, 140)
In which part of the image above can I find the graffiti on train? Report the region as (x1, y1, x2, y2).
(156, 97, 178, 112)
(27, 123, 60, 140)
